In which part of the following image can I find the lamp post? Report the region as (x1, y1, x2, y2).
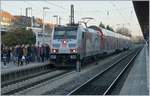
(26, 7, 33, 29)
(59, 16, 61, 25)
(42, 7, 49, 45)
(53, 15, 59, 25)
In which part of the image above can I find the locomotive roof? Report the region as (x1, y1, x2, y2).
(54, 26, 78, 31)
(88, 26, 101, 31)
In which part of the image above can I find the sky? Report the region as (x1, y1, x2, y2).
(1, 0, 143, 37)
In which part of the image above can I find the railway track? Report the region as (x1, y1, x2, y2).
(1, 50, 127, 95)
(1, 51, 123, 95)
(2, 69, 71, 95)
(2, 68, 55, 87)
(1, 47, 142, 95)
(67, 47, 142, 95)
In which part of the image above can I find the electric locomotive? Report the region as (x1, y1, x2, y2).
(50, 23, 131, 66)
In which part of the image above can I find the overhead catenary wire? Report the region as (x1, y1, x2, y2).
(75, 7, 133, 13)
(7, 1, 137, 29)
(44, 0, 69, 23)
(109, 1, 134, 31)
(45, 0, 67, 11)
(110, 1, 130, 23)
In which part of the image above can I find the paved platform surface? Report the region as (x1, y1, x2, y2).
(1, 61, 49, 74)
(119, 44, 149, 95)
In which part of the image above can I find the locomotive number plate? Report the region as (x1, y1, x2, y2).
(60, 49, 68, 53)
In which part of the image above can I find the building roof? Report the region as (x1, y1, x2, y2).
(0, 11, 14, 19)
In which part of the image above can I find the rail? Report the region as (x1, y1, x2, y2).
(67, 47, 142, 95)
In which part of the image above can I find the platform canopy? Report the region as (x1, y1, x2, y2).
(133, 1, 149, 41)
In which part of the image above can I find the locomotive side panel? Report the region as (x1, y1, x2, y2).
(84, 31, 100, 57)
(79, 28, 101, 59)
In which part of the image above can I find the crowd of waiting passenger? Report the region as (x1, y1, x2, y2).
(1, 44, 50, 66)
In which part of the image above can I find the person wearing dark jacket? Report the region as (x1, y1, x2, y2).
(45, 45, 50, 61)
(16, 45, 21, 66)
(40, 45, 44, 62)
(18, 45, 23, 66)
(27, 44, 32, 63)
(31, 44, 35, 62)
(36, 45, 41, 62)
(2, 47, 7, 66)
(7, 47, 11, 63)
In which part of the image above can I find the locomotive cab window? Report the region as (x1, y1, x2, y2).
(53, 26, 78, 39)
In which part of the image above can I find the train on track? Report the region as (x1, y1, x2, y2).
(50, 23, 132, 67)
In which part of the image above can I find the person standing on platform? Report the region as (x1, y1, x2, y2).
(6, 47, 11, 64)
(22, 45, 28, 65)
(36, 45, 41, 62)
(12, 46, 17, 64)
(45, 44, 50, 61)
(40, 45, 44, 62)
(2, 47, 8, 67)
(27, 44, 32, 63)
(17, 45, 23, 66)
(31, 44, 35, 62)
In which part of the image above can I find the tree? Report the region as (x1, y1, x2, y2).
(131, 35, 144, 44)
(106, 25, 114, 32)
(2, 28, 36, 46)
(116, 27, 131, 37)
(99, 22, 105, 28)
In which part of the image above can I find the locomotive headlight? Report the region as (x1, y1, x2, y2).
(73, 49, 76, 53)
(63, 40, 66, 43)
(52, 49, 58, 53)
(53, 49, 56, 53)
(70, 49, 77, 53)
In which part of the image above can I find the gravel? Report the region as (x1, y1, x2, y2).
(44, 51, 131, 95)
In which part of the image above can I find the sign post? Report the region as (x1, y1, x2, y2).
(76, 55, 81, 72)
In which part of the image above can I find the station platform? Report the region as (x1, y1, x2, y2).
(1, 61, 49, 74)
(119, 44, 149, 95)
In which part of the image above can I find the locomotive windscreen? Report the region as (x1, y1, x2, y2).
(53, 26, 78, 39)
